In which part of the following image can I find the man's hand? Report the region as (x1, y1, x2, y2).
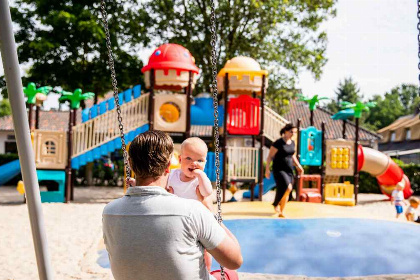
(265, 169, 271, 179)
(127, 177, 136, 187)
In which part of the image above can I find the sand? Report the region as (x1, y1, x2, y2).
(0, 186, 419, 280)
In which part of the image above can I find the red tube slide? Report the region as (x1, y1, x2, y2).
(358, 146, 412, 199)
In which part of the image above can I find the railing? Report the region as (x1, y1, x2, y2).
(264, 107, 289, 142)
(72, 94, 149, 157)
(226, 146, 259, 182)
(191, 125, 213, 137)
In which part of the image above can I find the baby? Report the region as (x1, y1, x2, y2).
(391, 182, 407, 219)
(167, 137, 214, 213)
(167, 137, 214, 270)
(405, 197, 420, 223)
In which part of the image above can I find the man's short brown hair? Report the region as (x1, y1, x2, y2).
(129, 130, 173, 180)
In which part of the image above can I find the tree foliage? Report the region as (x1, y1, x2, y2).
(365, 84, 419, 130)
(139, 0, 337, 106)
(327, 77, 362, 113)
(0, 99, 12, 117)
(2, 0, 149, 101)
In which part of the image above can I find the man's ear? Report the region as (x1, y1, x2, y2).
(165, 161, 171, 174)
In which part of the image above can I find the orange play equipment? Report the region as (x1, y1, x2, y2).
(297, 174, 322, 203)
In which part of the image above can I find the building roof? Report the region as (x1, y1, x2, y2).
(379, 139, 420, 154)
(283, 100, 382, 141)
(0, 110, 81, 132)
(377, 113, 420, 133)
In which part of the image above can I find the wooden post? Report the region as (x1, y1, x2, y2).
(310, 110, 314, 127)
(321, 122, 326, 202)
(65, 109, 73, 203)
(70, 108, 77, 201)
(221, 73, 229, 203)
(35, 105, 40, 129)
(148, 69, 155, 130)
(185, 71, 193, 139)
(28, 104, 33, 130)
(342, 119, 347, 139)
(354, 118, 359, 205)
(296, 118, 301, 201)
(258, 75, 266, 201)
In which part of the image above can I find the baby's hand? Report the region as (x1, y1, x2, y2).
(191, 168, 205, 177)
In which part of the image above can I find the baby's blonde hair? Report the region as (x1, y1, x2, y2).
(181, 137, 208, 154)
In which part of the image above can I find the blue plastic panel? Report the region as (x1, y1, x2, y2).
(300, 126, 322, 166)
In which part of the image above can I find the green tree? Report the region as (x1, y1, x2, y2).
(2, 0, 149, 101)
(327, 77, 362, 113)
(0, 99, 12, 117)
(387, 84, 419, 114)
(364, 93, 405, 130)
(139, 0, 337, 102)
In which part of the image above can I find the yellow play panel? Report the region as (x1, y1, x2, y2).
(221, 201, 398, 222)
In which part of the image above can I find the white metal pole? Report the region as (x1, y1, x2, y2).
(0, 1, 54, 279)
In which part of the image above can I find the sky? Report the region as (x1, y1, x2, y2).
(0, 0, 418, 109)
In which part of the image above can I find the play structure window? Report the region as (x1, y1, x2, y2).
(406, 129, 411, 140)
(390, 131, 396, 142)
(43, 141, 56, 155)
(159, 102, 181, 123)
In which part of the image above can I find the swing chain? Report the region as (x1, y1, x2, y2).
(417, 0, 420, 99)
(99, 0, 131, 186)
(209, 1, 225, 279)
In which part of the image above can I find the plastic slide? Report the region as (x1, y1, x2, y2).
(242, 172, 277, 199)
(358, 146, 413, 198)
(0, 159, 21, 186)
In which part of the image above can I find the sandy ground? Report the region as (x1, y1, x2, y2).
(0, 186, 419, 280)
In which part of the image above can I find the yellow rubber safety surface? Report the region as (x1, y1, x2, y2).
(220, 201, 403, 222)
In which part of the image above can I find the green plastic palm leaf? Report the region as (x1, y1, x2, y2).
(298, 94, 329, 111)
(59, 88, 95, 109)
(340, 101, 376, 118)
(23, 83, 53, 104)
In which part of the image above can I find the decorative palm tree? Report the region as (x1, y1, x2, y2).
(340, 101, 376, 119)
(298, 94, 329, 126)
(23, 82, 52, 129)
(59, 88, 94, 202)
(338, 100, 376, 204)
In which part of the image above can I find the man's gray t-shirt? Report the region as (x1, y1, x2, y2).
(103, 186, 226, 280)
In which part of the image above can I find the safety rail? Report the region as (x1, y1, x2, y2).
(72, 94, 149, 157)
(264, 107, 289, 142)
(226, 146, 259, 182)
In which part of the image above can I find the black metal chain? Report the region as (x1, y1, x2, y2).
(418, 0, 420, 104)
(209, 1, 225, 279)
(99, 0, 131, 187)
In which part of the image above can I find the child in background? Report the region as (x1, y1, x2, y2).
(405, 197, 420, 223)
(391, 182, 407, 219)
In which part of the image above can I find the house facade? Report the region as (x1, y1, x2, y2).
(377, 112, 420, 164)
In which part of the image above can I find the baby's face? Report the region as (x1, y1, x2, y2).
(179, 144, 207, 178)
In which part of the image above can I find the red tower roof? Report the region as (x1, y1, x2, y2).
(141, 44, 200, 74)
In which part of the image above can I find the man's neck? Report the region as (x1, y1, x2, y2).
(135, 175, 168, 189)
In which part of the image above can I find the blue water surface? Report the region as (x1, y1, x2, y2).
(98, 218, 420, 277)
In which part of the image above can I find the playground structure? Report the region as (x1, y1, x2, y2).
(0, 43, 413, 205)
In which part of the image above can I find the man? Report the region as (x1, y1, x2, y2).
(103, 130, 242, 280)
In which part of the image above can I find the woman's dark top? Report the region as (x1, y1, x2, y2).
(272, 138, 295, 174)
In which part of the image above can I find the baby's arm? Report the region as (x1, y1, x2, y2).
(192, 169, 213, 197)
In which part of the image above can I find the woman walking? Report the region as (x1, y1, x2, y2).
(265, 123, 304, 217)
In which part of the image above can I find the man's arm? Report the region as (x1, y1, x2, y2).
(207, 223, 243, 270)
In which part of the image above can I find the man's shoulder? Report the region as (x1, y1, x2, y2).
(103, 196, 126, 215)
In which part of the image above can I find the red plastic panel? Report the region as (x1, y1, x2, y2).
(227, 95, 260, 135)
(376, 160, 403, 186)
(357, 144, 364, 171)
